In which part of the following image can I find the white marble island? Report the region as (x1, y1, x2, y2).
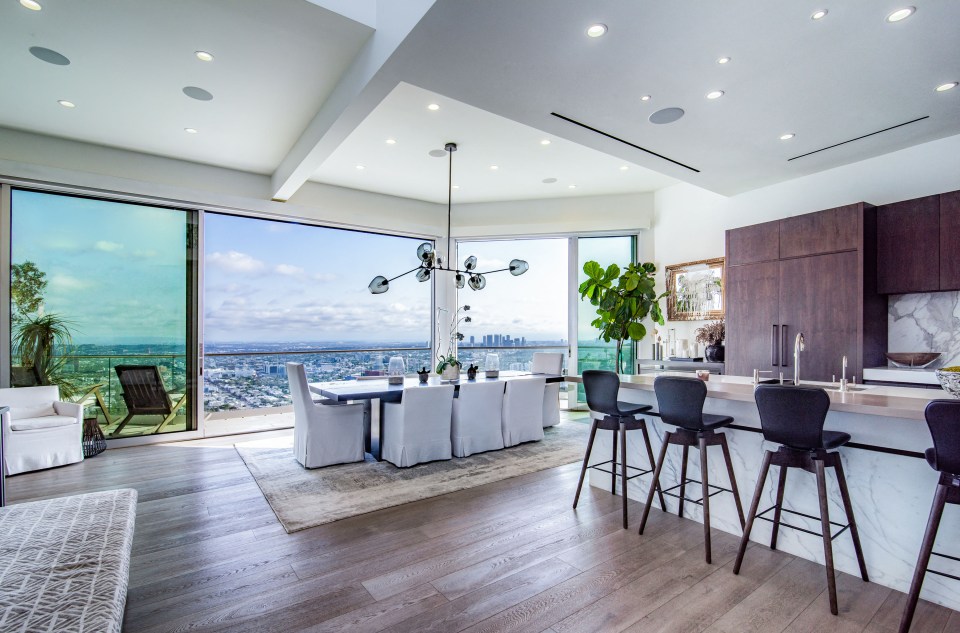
(568, 372, 960, 610)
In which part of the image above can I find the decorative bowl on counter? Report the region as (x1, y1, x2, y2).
(936, 367, 960, 398)
(885, 352, 942, 368)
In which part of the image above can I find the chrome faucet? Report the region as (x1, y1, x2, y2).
(840, 355, 849, 392)
(794, 332, 805, 386)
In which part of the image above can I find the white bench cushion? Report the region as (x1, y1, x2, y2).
(10, 415, 78, 431)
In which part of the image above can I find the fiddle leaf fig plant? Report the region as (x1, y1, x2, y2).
(579, 261, 668, 373)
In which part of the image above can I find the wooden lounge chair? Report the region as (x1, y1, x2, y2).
(73, 382, 115, 426)
(112, 365, 187, 436)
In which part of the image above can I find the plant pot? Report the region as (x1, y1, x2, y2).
(705, 343, 725, 363)
(441, 365, 461, 381)
(417, 371, 429, 384)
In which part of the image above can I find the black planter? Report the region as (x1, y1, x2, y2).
(705, 344, 725, 363)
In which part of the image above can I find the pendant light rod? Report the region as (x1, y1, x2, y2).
(445, 142, 456, 266)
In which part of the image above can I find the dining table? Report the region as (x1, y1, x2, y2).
(309, 371, 565, 461)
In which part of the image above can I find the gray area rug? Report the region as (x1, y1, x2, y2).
(236, 421, 589, 533)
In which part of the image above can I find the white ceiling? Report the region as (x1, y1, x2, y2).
(0, 0, 958, 202)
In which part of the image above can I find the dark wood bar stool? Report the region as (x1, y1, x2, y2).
(573, 370, 666, 529)
(899, 400, 960, 633)
(734, 385, 868, 616)
(638, 376, 746, 563)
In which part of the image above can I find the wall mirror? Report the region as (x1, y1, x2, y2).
(665, 257, 724, 321)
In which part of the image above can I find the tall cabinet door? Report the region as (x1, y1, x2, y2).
(725, 261, 780, 377)
(778, 251, 859, 382)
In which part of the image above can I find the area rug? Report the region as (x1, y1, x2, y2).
(235, 421, 589, 533)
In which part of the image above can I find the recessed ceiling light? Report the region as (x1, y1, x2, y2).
(29, 46, 70, 66)
(20, 0, 42, 10)
(780, 133, 795, 140)
(183, 86, 213, 101)
(195, 50, 214, 62)
(355, 165, 365, 170)
(886, 7, 915, 22)
(935, 82, 958, 92)
(452, 185, 460, 189)
(640, 95, 652, 102)
(184, 127, 198, 134)
(489, 165, 499, 171)
(542, 178, 557, 184)
(568, 184, 577, 189)
(586, 24, 607, 38)
(540, 139, 551, 145)
(811, 9, 828, 20)
(619, 165, 629, 171)
(385, 138, 396, 145)
(57, 100, 75, 108)
(717, 56, 731, 64)
(427, 103, 440, 111)
(706, 90, 725, 100)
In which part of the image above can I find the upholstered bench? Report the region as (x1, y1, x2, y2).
(0, 489, 137, 633)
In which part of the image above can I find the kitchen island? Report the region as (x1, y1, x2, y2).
(568, 372, 959, 610)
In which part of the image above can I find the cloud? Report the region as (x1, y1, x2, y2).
(133, 249, 158, 258)
(312, 272, 337, 282)
(49, 274, 93, 292)
(95, 240, 124, 252)
(207, 251, 265, 274)
(274, 264, 305, 276)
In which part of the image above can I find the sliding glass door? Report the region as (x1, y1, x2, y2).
(8, 189, 198, 437)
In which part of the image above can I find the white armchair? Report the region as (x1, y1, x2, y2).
(532, 352, 564, 427)
(501, 377, 546, 447)
(382, 384, 454, 467)
(0, 386, 83, 476)
(452, 381, 505, 457)
(287, 363, 365, 468)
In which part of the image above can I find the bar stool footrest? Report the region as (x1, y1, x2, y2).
(588, 459, 653, 482)
(755, 504, 850, 540)
(661, 478, 732, 506)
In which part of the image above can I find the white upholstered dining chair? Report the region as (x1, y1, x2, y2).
(451, 380, 505, 457)
(287, 363, 365, 468)
(381, 384, 454, 467)
(532, 352, 564, 427)
(501, 377, 546, 447)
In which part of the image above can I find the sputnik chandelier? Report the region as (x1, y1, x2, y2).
(368, 142, 529, 294)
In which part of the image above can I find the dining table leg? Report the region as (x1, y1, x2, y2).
(370, 397, 383, 462)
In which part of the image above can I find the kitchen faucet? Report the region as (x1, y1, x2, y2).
(840, 355, 849, 392)
(794, 332, 805, 386)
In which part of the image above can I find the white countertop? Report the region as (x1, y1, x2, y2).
(863, 366, 942, 385)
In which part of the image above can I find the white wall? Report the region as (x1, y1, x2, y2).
(651, 133, 960, 349)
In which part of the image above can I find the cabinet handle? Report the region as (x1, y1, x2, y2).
(781, 324, 789, 367)
(771, 325, 779, 366)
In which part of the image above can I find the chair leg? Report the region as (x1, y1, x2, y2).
(814, 457, 839, 616)
(720, 433, 746, 529)
(734, 450, 773, 574)
(699, 434, 712, 564)
(899, 483, 948, 633)
(771, 466, 788, 550)
(678, 444, 689, 519)
(620, 422, 629, 529)
(639, 430, 672, 535)
(573, 420, 599, 509)
(611, 426, 619, 495)
(833, 456, 869, 582)
(640, 421, 667, 511)
(110, 413, 135, 437)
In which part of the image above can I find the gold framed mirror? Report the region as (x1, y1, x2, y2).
(665, 257, 724, 321)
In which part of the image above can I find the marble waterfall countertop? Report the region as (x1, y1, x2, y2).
(567, 372, 947, 421)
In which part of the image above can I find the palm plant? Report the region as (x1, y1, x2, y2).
(13, 313, 78, 397)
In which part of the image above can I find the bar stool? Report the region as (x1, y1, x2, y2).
(899, 400, 960, 633)
(573, 370, 666, 529)
(638, 376, 746, 563)
(734, 385, 868, 616)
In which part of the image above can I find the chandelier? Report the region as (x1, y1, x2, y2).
(368, 142, 529, 294)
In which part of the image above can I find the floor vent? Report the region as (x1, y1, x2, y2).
(549, 112, 700, 173)
(788, 116, 929, 161)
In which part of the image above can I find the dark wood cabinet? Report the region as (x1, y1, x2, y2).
(725, 220, 779, 266)
(725, 261, 780, 378)
(877, 195, 940, 294)
(780, 204, 860, 259)
(941, 191, 960, 291)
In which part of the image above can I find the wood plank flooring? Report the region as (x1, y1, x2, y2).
(5, 427, 958, 633)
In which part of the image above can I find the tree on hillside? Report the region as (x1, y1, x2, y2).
(11, 261, 47, 324)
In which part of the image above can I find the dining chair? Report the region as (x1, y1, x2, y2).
(501, 377, 547, 447)
(287, 362, 365, 468)
(532, 352, 564, 427)
(452, 380, 506, 457)
(382, 384, 455, 467)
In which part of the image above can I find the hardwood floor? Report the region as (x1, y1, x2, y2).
(5, 428, 958, 633)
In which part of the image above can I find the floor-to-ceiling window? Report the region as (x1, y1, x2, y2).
(202, 213, 432, 432)
(456, 238, 568, 371)
(8, 189, 197, 437)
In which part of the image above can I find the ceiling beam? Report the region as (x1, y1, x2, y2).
(271, 0, 437, 201)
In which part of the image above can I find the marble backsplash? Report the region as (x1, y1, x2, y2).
(889, 291, 960, 367)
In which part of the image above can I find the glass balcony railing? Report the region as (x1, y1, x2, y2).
(455, 345, 567, 373)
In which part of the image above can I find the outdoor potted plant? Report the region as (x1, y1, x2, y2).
(579, 261, 667, 374)
(695, 319, 725, 362)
